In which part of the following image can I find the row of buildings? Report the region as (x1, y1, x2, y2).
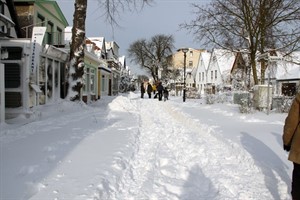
(1, 0, 299, 122)
(0, 0, 132, 122)
(172, 47, 300, 99)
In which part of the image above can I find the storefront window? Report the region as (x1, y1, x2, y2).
(102, 75, 106, 92)
(90, 69, 95, 93)
(39, 57, 46, 104)
(47, 58, 53, 98)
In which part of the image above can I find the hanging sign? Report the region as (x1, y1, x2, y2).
(30, 27, 46, 75)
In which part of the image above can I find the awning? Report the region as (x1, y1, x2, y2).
(30, 84, 42, 93)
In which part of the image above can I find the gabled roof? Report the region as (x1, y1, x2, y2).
(89, 37, 105, 51)
(212, 49, 236, 74)
(200, 51, 211, 71)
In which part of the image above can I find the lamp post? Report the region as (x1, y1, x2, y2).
(180, 48, 189, 102)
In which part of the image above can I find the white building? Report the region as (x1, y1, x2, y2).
(194, 51, 211, 95)
(206, 49, 236, 93)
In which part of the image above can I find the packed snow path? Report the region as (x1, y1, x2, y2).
(96, 94, 287, 200)
(1, 92, 291, 199)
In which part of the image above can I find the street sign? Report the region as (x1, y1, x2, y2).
(269, 56, 283, 61)
(257, 53, 269, 61)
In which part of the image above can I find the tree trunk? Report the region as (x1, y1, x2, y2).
(68, 0, 87, 101)
(250, 54, 258, 85)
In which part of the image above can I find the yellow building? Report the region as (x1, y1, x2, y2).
(171, 48, 204, 70)
(168, 48, 204, 95)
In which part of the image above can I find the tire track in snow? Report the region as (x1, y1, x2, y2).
(97, 97, 274, 199)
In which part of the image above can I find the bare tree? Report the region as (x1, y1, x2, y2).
(128, 34, 175, 82)
(68, 0, 152, 101)
(182, 0, 300, 85)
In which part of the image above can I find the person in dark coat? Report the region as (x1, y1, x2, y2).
(140, 83, 145, 98)
(283, 93, 300, 200)
(163, 87, 169, 101)
(156, 82, 163, 101)
(147, 83, 153, 98)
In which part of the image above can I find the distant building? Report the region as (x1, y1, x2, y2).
(172, 48, 203, 70)
(205, 49, 236, 94)
(170, 48, 204, 95)
(194, 51, 211, 94)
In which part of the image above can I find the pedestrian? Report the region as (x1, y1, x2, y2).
(147, 82, 153, 98)
(157, 81, 163, 101)
(152, 83, 157, 95)
(283, 92, 300, 200)
(140, 82, 145, 98)
(163, 87, 169, 101)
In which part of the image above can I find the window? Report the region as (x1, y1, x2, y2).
(211, 71, 213, 80)
(54, 61, 59, 88)
(37, 14, 45, 26)
(47, 59, 53, 98)
(1, 47, 23, 60)
(5, 63, 21, 88)
(90, 69, 95, 93)
(0, 2, 4, 33)
(282, 83, 296, 96)
(202, 72, 204, 81)
(189, 61, 193, 67)
(83, 68, 90, 92)
(190, 51, 193, 57)
(101, 75, 107, 92)
(56, 27, 63, 45)
(215, 70, 217, 79)
(0, 2, 4, 14)
(46, 21, 53, 44)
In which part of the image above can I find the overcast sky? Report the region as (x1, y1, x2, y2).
(56, 0, 210, 74)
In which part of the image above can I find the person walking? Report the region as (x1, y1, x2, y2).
(163, 87, 169, 101)
(157, 81, 163, 101)
(147, 82, 153, 98)
(140, 82, 145, 98)
(283, 93, 300, 200)
(152, 83, 157, 95)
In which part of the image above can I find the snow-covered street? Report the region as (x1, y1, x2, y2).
(0, 92, 292, 199)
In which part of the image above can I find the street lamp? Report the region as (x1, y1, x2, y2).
(180, 48, 189, 102)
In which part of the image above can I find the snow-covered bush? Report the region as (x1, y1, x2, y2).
(206, 94, 215, 104)
(239, 98, 252, 113)
(215, 92, 227, 103)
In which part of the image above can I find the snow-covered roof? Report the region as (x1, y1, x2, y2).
(119, 56, 125, 65)
(118, 56, 126, 69)
(213, 49, 236, 74)
(89, 37, 105, 50)
(268, 51, 300, 80)
(201, 51, 211, 70)
(277, 66, 300, 80)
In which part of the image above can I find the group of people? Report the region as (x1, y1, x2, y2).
(140, 81, 169, 101)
